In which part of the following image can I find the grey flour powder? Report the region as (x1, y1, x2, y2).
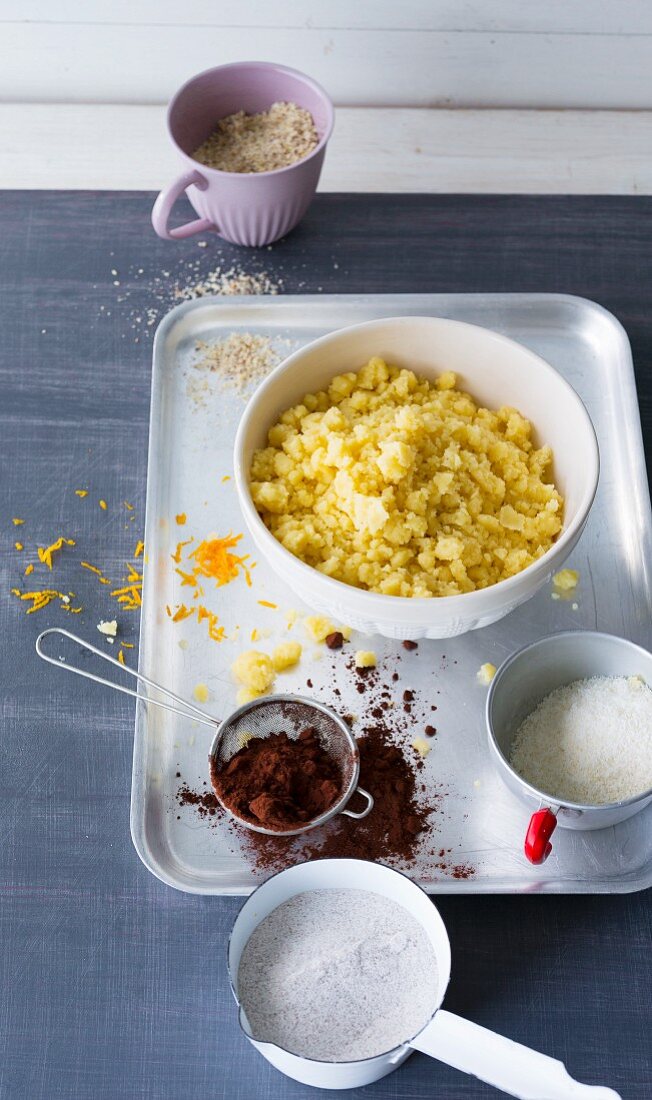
(237, 888, 439, 1061)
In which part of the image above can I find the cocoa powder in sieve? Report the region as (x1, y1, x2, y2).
(210, 727, 344, 831)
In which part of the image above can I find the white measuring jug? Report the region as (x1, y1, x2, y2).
(228, 859, 620, 1097)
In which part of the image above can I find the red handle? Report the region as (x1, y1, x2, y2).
(525, 808, 557, 864)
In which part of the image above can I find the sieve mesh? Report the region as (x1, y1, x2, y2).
(210, 695, 359, 835)
(214, 696, 356, 790)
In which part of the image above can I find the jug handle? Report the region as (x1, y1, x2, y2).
(410, 1009, 621, 1099)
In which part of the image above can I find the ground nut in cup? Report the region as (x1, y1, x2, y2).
(151, 61, 334, 246)
(487, 631, 652, 864)
(228, 858, 620, 1097)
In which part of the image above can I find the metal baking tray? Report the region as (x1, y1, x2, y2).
(131, 293, 652, 894)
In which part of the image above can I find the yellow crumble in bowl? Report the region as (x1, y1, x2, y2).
(250, 357, 564, 598)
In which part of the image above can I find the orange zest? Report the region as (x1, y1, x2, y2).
(38, 537, 75, 570)
(171, 537, 193, 564)
(189, 533, 252, 588)
(75, 490, 88, 498)
(175, 567, 198, 588)
(12, 518, 24, 526)
(80, 561, 112, 585)
(167, 603, 195, 623)
(257, 599, 277, 609)
(11, 588, 77, 615)
(24, 563, 34, 576)
(110, 582, 142, 610)
(197, 605, 225, 642)
(134, 540, 144, 558)
(176, 513, 187, 525)
(167, 530, 252, 644)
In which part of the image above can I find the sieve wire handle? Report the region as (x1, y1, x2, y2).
(339, 785, 374, 819)
(36, 627, 218, 729)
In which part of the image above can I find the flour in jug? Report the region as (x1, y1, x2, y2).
(237, 888, 438, 1061)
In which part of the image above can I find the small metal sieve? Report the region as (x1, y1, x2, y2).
(36, 628, 373, 836)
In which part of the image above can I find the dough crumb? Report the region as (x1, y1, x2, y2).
(552, 568, 579, 591)
(412, 737, 431, 758)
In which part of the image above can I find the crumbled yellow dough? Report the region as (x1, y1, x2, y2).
(193, 683, 209, 703)
(304, 615, 352, 643)
(304, 616, 335, 642)
(552, 568, 579, 591)
(412, 737, 432, 758)
(97, 619, 118, 638)
(231, 650, 275, 695)
(251, 358, 564, 597)
(477, 662, 497, 685)
(272, 641, 302, 672)
(238, 730, 253, 748)
(236, 686, 262, 707)
(355, 650, 377, 669)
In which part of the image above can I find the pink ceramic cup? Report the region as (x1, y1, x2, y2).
(152, 61, 334, 247)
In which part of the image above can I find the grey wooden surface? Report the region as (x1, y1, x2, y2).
(1, 192, 650, 1100)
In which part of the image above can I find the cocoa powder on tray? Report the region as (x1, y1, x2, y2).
(210, 727, 344, 831)
(237, 721, 431, 873)
(177, 784, 219, 818)
(175, 652, 476, 880)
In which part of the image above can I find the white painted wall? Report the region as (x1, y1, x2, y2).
(2, 1, 652, 108)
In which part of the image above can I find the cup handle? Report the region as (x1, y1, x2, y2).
(151, 169, 215, 240)
(525, 807, 558, 865)
(339, 785, 374, 820)
(411, 1010, 621, 1099)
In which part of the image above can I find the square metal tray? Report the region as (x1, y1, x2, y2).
(132, 293, 652, 894)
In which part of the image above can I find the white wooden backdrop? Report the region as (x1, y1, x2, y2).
(2, 0, 652, 108)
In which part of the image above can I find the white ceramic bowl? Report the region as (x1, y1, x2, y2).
(234, 316, 599, 639)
